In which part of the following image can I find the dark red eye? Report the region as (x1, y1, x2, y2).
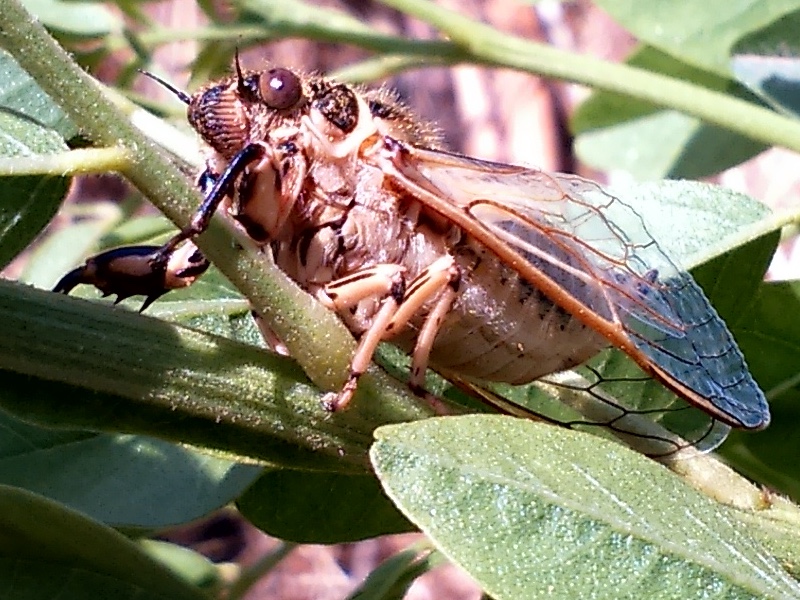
(259, 68, 302, 110)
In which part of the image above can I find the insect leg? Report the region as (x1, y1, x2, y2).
(318, 264, 407, 411)
(197, 167, 218, 195)
(231, 140, 304, 242)
(52, 164, 226, 310)
(404, 261, 460, 392)
(250, 309, 290, 356)
(155, 142, 268, 260)
(320, 257, 460, 412)
(52, 241, 209, 311)
(387, 256, 460, 413)
(320, 264, 407, 311)
(52, 144, 267, 310)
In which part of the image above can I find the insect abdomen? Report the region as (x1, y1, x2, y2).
(406, 241, 608, 385)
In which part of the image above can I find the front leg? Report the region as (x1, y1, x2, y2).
(54, 142, 272, 310)
(53, 241, 209, 311)
(155, 142, 269, 260)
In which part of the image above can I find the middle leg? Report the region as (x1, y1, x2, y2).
(317, 255, 461, 411)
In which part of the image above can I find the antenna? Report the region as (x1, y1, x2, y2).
(234, 48, 248, 96)
(138, 70, 191, 105)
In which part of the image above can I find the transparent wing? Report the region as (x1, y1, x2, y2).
(375, 140, 769, 430)
(448, 366, 732, 457)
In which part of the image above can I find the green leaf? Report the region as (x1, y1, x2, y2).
(573, 46, 766, 179)
(593, 0, 800, 75)
(731, 54, 800, 118)
(190, 42, 238, 88)
(346, 546, 442, 600)
(731, 11, 800, 117)
(237, 469, 414, 543)
(0, 112, 63, 154)
(237, 0, 451, 57)
(0, 114, 70, 268)
(732, 281, 800, 395)
(238, 0, 386, 41)
(0, 51, 73, 268)
(0, 279, 427, 472)
(734, 9, 800, 57)
(371, 416, 800, 599)
(0, 175, 69, 268)
(690, 231, 777, 325)
(140, 540, 220, 590)
(606, 179, 773, 270)
(0, 409, 261, 528)
(718, 281, 800, 498)
(0, 49, 74, 138)
(19, 0, 122, 38)
(735, 496, 800, 580)
(0, 485, 206, 600)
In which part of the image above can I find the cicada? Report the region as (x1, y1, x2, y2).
(55, 60, 770, 448)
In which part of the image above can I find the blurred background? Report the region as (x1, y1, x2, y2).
(5, 0, 800, 597)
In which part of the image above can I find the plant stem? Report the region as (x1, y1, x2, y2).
(330, 54, 454, 83)
(0, 147, 130, 176)
(103, 25, 266, 53)
(0, 0, 361, 395)
(239, 0, 464, 58)
(227, 542, 298, 600)
(377, 0, 800, 154)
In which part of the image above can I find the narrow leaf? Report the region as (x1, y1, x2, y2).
(347, 546, 442, 600)
(0, 112, 70, 268)
(0, 485, 206, 600)
(574, 46, 766, 179)
(0, 49, 74, 137)
(731, 10, 800, 117)
(0, 409, 261, 529)
(20, 0, 121, 38)
(0, 279, 428, 471)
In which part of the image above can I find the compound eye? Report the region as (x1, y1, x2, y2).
(259, 68, 302, 110)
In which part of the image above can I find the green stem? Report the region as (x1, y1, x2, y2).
(227, 542, 298, 600)
(87, 0, 800, 156)
(238, 0, 463, 58)
(103, 25, 266, 53)
(0, 0, 409, 401)
(0, 147, 130, 176)
(0, 281, 375, 470)
(103, 0, 800, 156)
(377, 0, 800, 153)
(330, 54, 455, 83)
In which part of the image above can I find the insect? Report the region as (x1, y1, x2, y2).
(55, 60, 770, 439)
